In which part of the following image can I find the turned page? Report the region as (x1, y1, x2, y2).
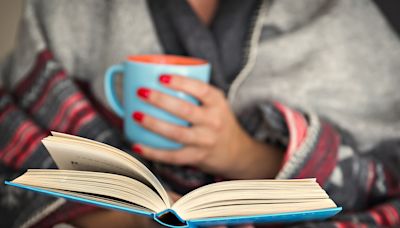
(42, 132, 171, 206)
(12, 169, 168, 212)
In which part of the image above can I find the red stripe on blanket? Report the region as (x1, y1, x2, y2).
(385, 204, 400, 226)
(273, 102, 308, 166)
(314, 124, 340, 184)
(49, 93, 84, 130)
(30, 70, 66, 113)
(1, 122, 42, 167)
(71, 111, 96, 134)
(75, 79, 123, 130)
(369, 210, 384, 226)
(0, 105, 16, 122)
(15, 50, 53, 96)
(295, 125, 330, 177)
(14, 131, 47, 168)
(375, 205, 393, 226)
(63, 103, 94, 132)
(52, 92, 94, 133)
(32, 204, 99, 228)
(384, 168, 400, 196)
(63, 103, 96, 133)
(5, 123, 38, 162)
(0, 121, 32, 158)
(314, 138, 339, 184)
(366, 162, 376, 199)
(295, 123, 339, 185)
(334, 222, 363, 228)
(377, 203, 400, 226)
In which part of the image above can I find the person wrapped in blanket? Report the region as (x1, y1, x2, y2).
(1, 0, 399, 227)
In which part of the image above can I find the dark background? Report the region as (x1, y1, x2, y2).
(373, 0, 400, 35)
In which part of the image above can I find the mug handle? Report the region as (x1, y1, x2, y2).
(104, 64, 125, 117)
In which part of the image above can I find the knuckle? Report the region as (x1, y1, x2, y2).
(188, 157, 199, 166)
(176, 155, 191, 165)
(147, 149, 161, 161)
(174, 75, 184, 85)
(173, 150, 194, 165)
(169, 127, 189, 142)
(194, 152, 208, 164)
(142, 115, 154, 127)
(153, 91, 166, 105)
(152, 150, 172, 163)
(212, 88, 224, 99)
(184, 153, 199, 165)
(199, 84, 211, 97)
(181, 103, 194, 117)
(202, 136, 217, 147)
(164, 154, 177, 164)
(210, 118, 223, 131)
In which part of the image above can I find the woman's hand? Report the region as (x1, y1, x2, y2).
(132, 74, 283, 179)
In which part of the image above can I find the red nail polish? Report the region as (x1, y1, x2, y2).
(132, 112, 144, 122)
(132, 145, 142, 155)
(159, 74, 172, 84)
(137, 88, 151, 99)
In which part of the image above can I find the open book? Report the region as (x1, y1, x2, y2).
(5, 132, 341, 227)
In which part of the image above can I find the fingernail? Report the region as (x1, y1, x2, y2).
(159, 74, 172, 84)
(132, 112, 144, 123)
(132, 145, 142, 155)
(137, 88, 151, 99)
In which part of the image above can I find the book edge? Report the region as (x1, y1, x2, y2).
(187, 207, 342, 226)
(4, 181, 153, 218)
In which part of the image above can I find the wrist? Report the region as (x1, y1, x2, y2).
(70, 210, 153, 228)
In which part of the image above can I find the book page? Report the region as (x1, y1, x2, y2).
(39, 188, 152, 213)
(13, 169, 168, 212)
(180, 200, 337, 220)
(42, 132, 170, 207)
(172, 179, 337, 220)
(173, 179, 322, 209)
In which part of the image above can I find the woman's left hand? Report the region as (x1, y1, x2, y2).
(132, 74, 283, 179)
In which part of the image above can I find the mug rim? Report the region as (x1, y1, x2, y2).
(127, 54, 208, 66)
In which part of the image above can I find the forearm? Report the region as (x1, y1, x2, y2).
(70, 210, 158, 228)
(228, 134, 284, 180)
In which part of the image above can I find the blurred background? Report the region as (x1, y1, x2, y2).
(0, 0, 399, 61)
(0, 0, 23, 61)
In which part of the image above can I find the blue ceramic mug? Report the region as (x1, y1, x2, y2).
(104, 55, 211, 149)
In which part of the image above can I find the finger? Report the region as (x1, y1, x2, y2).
(134, 144, 200, 166)
(159, 74, 224, 106)
(132, 111, 197, 145)
(136, 87, 207, 125)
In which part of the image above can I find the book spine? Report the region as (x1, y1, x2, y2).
(154, 209, 189, 228)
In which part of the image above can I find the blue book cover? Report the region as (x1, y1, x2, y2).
(4, 181, 341, 228)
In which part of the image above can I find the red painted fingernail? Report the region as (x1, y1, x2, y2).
(137, 88, 151, 99)
(132, 112, 144, 123)
(132, 145, 142, 155)
(159, 74, 172, 84)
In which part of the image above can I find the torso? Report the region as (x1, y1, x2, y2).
(32, 0, 400, 149)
